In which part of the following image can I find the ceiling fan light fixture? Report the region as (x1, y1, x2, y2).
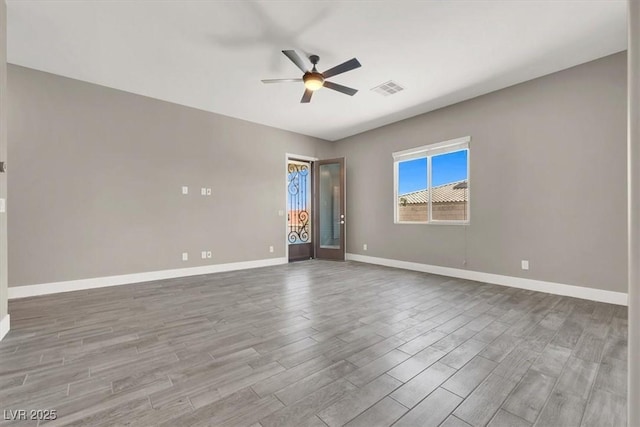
(303, 72, 324, 91)
(265, 51, 361, 103)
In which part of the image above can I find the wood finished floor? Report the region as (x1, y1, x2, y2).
(0, 261, 628, 427)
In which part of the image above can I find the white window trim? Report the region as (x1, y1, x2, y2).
(392, 136, 470, 161)
(393, 136, 470, 225)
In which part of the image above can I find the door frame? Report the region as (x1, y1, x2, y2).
(285, 153, 318, 262)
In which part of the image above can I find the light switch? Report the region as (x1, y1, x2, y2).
(201, 188, 207, 196)
(181, 186, 189, 195)
(0, 198, 5, 213)
(278, 210, 284, 216)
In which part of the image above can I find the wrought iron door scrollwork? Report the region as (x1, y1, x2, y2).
(287, 163, 311, 244)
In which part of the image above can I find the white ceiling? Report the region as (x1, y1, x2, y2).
(6, 1, 627, 141)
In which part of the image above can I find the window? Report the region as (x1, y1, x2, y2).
(393, 136, 470, 224)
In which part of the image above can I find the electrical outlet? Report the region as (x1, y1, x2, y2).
(269, 246, 274, 253)
(206, 188, 212, 196)
(182, 252, 188, 261)
(206, 251, 212, 258)
(521, 260, 529, 270)
(201, 251, 207, 259)
(201, 188, 207, 196)
(181, 186, 189, 195)
(363, 244, 367, 251)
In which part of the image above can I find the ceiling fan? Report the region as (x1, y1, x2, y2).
(262, 50, 362, 103)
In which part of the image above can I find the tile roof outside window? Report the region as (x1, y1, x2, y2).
(398, 180, 468, 204)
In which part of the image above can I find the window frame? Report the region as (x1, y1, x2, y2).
(393, 136, 470, 225)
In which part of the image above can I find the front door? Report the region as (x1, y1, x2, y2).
(314, 158, 346, 261)
(287, 159, 313, 262)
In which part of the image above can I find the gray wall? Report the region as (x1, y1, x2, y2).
(1, 0, 8, 318)
(7, 65, 334, 286)
(7, 53, 628, 295)
(628, 1, 639, 422)
(334, 52, 628, 293)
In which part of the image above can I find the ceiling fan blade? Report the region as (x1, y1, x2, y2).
(322, 58, 361, 79)
(282, 50, 308, 73)
(261, 78, 303, 84)
(323, 81, 358, 96)
(300, 89, 313, 103)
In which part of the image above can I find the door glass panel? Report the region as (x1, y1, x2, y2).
(287, 161, 312, 244)
(319, 163, 341, 249)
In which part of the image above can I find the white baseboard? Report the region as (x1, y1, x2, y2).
(0, 314, 9, 341)
(346, 253, 628, 306)
(8, 257, 288, 299)
(8, 254, 628, 306)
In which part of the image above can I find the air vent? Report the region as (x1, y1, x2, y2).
(371, 80, 405, 96)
